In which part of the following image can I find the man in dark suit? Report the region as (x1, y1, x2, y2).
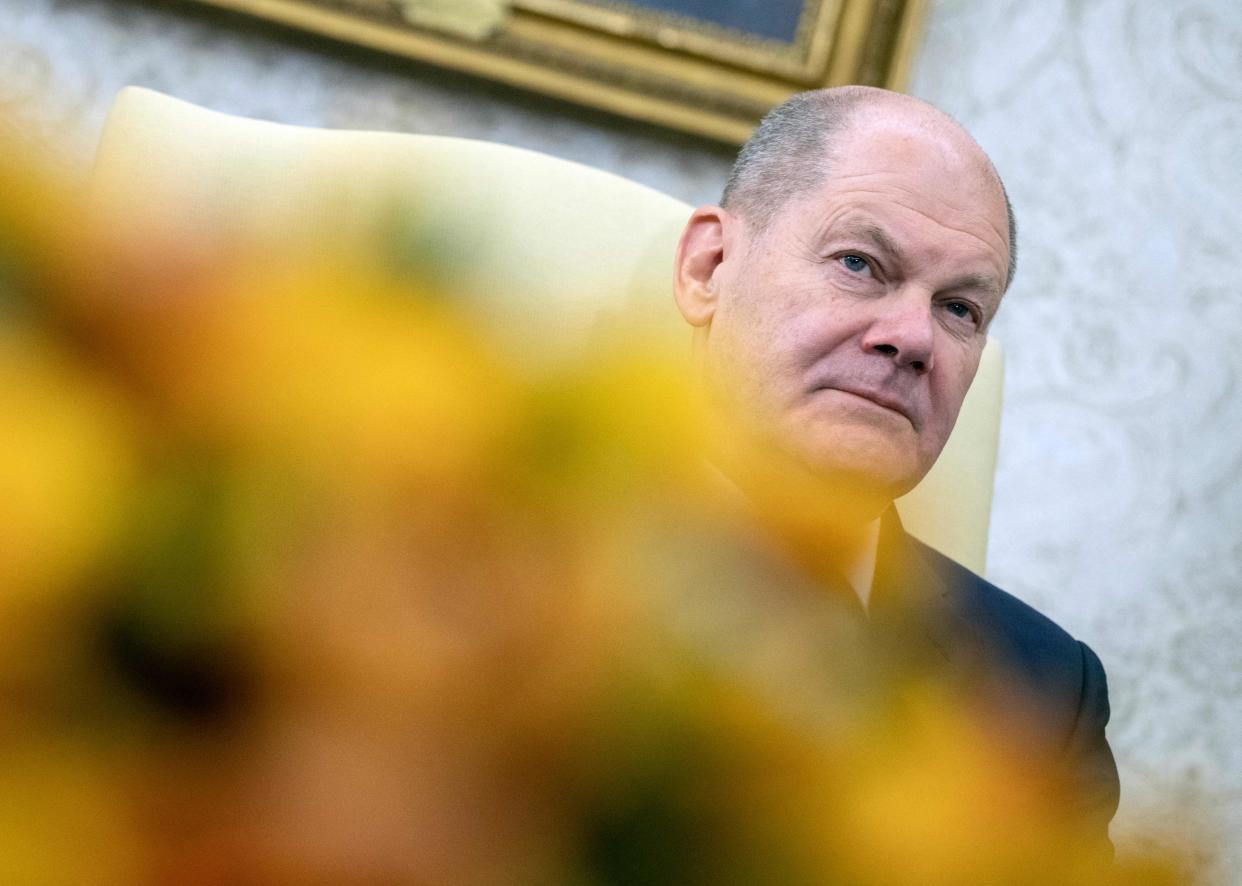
(670, 85, 1119, 853)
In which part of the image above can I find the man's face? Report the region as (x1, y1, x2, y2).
(695, 117, 1011, 505)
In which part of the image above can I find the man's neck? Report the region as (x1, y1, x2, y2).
(702, 460, 886, 611)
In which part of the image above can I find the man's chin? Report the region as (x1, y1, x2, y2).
(793, 441, 927, 510)
(707, 412, 930, 520)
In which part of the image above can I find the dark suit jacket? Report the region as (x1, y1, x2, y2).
(868, 507, 1121, 856)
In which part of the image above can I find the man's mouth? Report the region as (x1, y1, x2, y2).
(817, 385, 913, 423)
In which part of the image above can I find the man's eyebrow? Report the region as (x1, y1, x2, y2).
(830, 219, 1003, 297)
(941, 272, 1003, 299)
(832, 220, 906, 261)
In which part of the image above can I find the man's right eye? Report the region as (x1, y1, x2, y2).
(840, 254, 871, 275)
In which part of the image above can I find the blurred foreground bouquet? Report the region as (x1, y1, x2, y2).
(0, 134, 1202, 885)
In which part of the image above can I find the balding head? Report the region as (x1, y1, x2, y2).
(722, 87, 1017, 289)
(673, 86, 1013, 515)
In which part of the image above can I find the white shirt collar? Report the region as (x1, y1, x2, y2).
(701, 460, 883, 613)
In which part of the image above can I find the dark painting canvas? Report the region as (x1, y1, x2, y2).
(589, 0, 809, 44)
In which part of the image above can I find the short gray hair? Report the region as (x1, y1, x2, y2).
(721, 88, 1018, 290)
(721, 88, 866, 231)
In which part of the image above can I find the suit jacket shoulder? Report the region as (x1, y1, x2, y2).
(902, 532, 1121, 854)
(912, 537, 1085, 692)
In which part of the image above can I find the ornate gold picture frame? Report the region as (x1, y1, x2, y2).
(187, 0, 927, 144)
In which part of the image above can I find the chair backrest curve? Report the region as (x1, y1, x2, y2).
(91, 86, 1004, 573)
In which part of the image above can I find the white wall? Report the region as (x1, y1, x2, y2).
(911, 2, 1242, 872)
(0, 0, 736, 200)
(3, 0, 1239, 877)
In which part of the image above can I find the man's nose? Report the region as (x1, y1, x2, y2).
(860, 290, 935, 372)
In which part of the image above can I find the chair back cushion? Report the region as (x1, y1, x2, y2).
(92, 87, 1003, 572)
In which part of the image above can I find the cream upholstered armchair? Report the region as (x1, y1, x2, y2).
(91, 87, 1004, 574)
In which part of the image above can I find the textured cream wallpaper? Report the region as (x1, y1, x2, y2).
(3, 0, 1239, 877)
(0, 0, 737, 200)
(910, 1, 1242, 871)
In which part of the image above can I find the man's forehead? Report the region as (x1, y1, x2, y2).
(729, 94, 1013, 286)
(833, 131, 998, 203)
(834, 115, 1009, 236)
(838, 100, 978, 158)
(792, 129, 1009, 265)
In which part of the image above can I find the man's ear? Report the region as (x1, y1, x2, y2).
(674, 205, 734, 328)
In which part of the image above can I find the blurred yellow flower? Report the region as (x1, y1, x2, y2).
(0, 329, 137, 630)
(0, 121, 1208, 886)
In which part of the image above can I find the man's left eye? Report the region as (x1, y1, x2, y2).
(945, 301, 977, 322)
(840, 254, 871, 274)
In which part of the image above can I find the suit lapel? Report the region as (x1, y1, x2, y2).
(869, 507, 985, 676)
